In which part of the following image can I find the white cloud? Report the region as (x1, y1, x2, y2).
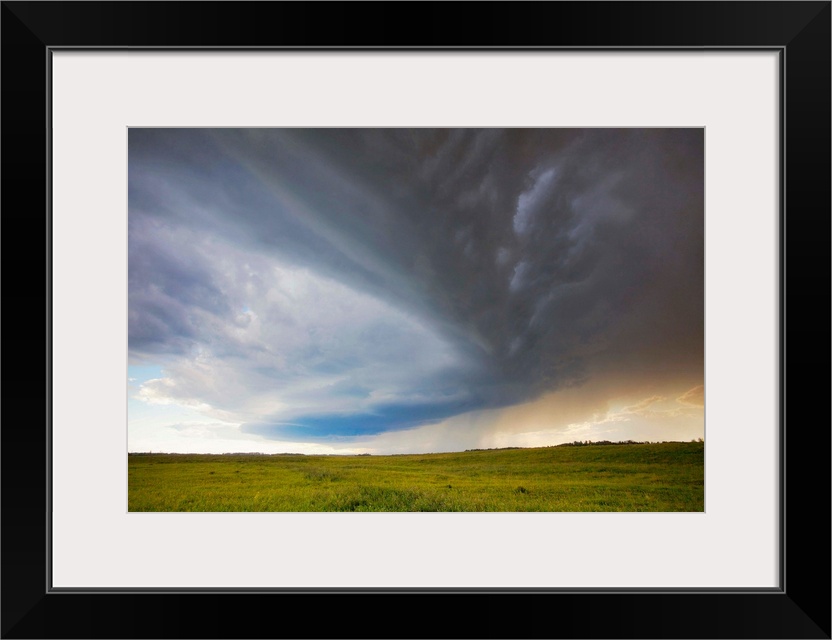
(513, 166, 558, 236)
(133, 233, 471, 429)
(509, 260, 532, 293)
(677, 384, 705, 407)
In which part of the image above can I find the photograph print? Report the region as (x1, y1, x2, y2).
(128, 128, 704, 512)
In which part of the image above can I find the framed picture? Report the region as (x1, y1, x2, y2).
(3, 2, 829, 638)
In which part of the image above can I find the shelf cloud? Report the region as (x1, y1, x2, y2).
(128, 128, 704, 453)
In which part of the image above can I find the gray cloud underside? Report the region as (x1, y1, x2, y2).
(129, 128, 704, 438)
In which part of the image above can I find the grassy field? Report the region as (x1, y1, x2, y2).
(128, 441, 703, 512)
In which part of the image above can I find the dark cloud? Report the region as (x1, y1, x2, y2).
(129, 128, 703, 437)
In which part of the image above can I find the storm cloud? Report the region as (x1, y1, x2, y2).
(129, 128, 703, 445)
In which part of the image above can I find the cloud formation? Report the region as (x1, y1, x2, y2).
(129, 128, 704, 447)
(677, 384, 705, 407)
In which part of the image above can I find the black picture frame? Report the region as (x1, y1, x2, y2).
(2, 2, 829, 638)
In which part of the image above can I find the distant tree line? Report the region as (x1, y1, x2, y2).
(552, 438, 703, 447)
(461, 439, 705, 453)
(555, 440, 647, 447)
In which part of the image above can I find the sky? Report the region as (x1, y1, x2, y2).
(128, 128, 704, 455)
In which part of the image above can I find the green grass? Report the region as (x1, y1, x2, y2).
(128, 441, 704, 512)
